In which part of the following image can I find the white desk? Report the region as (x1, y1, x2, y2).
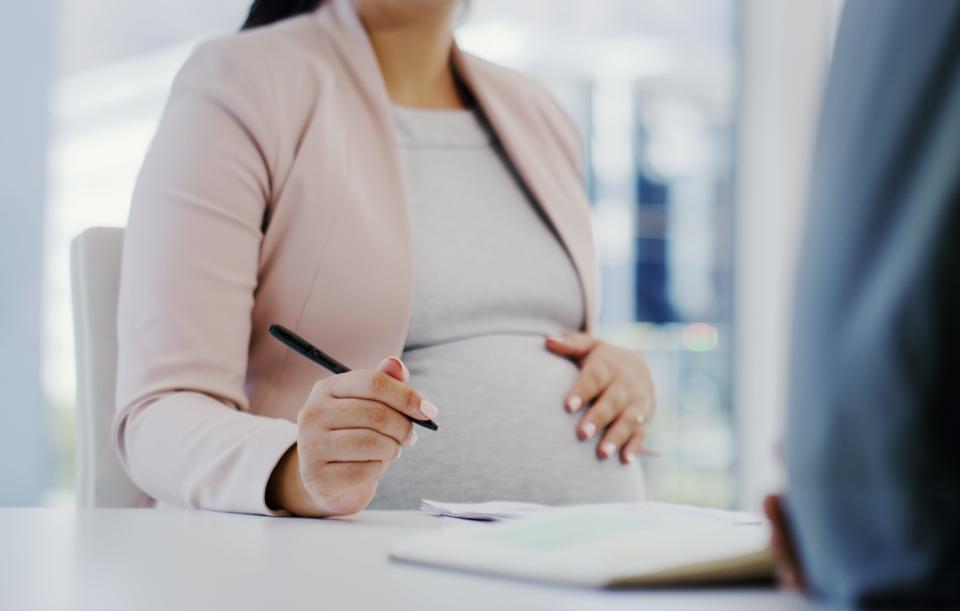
(0, 508, 827, 611)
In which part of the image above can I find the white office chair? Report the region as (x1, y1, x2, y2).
(71, 227, 151, 508)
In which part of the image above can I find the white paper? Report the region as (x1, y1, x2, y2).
(420, 498, 762, 525)
(420, 499, 554, 521)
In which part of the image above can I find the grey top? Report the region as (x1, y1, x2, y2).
(369, 105, 644, 509)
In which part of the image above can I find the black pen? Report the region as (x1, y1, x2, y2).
(269, 324, 439, 431)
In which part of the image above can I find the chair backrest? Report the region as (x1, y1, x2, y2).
(71, 227, 150, 508)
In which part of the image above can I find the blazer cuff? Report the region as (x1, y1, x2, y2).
(242, 419, 298, 516)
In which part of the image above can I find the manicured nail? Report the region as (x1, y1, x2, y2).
(581, 421, 596, 440)
(419, 400, 438, 420)
(389, 356, 409, 381)
(407, 430, 418, 447)
(601, 442, 616, 458)
(566, 395, 582, 413)
(625, 452, 637, 464)
(546, 334, 565, 343)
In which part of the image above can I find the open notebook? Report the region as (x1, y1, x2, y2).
(391, 503, 774, 587)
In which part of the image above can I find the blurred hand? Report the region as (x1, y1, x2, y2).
(546, 332, 656, 464)
(764, 494, 807, 592)
(267, 356, 436, 517)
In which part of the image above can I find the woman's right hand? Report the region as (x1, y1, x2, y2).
(266, 357, 437, 517)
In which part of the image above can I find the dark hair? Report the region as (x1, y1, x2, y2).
(242, 0, 326, 30)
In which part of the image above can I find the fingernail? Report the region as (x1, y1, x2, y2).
(419, 400, 438, 420)
(407, 430, 418, 447)
(389, 356, 409, 381)
(566, 395, 582, 413)
(625, 452, 637, 464)
(601, 442, 616, 458)
(396, 448, 403, 459)
(581, 421, 596, 440)
(547, 335, 565, 343)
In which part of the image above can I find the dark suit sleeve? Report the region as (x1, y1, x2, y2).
(785, 0, 960, 605)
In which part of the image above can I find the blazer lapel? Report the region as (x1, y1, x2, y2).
(312, 0, 415, 357)
(453, 48, 599, 331)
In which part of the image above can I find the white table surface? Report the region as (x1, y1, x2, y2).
(0, 508, 830, 611)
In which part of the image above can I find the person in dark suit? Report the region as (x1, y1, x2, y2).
(765, 0, 960, 606)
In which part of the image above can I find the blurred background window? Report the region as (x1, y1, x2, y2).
(457, 1, 739, 506)
(39, 0, 738, 506)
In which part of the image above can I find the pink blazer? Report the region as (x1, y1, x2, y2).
(115, 0, 599, 515)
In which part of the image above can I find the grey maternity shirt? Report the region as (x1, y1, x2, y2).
(369, 105, 645, 508)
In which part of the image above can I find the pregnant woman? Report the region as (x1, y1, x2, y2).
(115, 0, 656, 517)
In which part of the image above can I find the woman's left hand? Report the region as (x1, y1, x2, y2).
(546, 332, 656, 464)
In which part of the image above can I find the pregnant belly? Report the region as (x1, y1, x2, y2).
(369, 334, 645, 509)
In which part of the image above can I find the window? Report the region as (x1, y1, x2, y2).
(460, 1, 739, 506)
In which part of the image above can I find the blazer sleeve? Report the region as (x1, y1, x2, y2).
(114, 40, 298, 515)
